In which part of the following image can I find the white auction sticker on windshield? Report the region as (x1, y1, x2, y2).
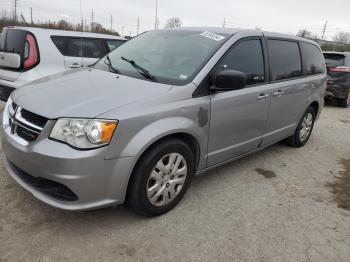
(200, 31, 225, 41)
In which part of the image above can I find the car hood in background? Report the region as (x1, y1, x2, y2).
(12, 68, 172, 119)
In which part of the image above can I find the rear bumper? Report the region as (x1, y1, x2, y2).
(326, 86, 349, 99)
(1, 124, 136, 211)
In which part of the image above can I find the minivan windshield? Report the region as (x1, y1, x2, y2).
(95, 30, 229, 85)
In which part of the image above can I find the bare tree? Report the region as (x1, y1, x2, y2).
(297, 29, 319, 40)
(164, 17, 182, 29)
(333, 31, 350, 44)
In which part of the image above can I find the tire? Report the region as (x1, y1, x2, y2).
(127, 138, 195, 217)
(285, 106, 316, 148)
(337, 94, 350, 108)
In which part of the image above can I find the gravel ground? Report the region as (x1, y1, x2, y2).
(0, 103, 350, 262)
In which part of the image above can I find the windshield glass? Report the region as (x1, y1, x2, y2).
(95, 30, 229, 85)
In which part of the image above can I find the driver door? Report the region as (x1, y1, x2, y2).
(207, 38, 272, 166)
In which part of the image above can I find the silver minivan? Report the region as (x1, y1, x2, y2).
(1, 27, 327, 216)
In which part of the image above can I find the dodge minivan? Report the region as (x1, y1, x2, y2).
(1, 27, 327, 216)
(0, 26, 126, 101)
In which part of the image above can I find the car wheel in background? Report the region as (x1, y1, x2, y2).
(337, 93, 350, 108)
(127, 138, 194, 217)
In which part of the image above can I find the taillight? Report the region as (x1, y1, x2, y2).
(23, 34, 38, 69)
(329, 66, 350, 73)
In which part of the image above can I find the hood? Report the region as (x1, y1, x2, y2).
(12, 68, 172, 119)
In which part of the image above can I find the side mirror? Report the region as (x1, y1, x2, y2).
(211, 70, 246, 92)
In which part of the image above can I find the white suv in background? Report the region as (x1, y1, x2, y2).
(0, 26, 126, 101)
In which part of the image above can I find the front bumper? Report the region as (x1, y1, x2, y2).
(1, 126, 136, 211)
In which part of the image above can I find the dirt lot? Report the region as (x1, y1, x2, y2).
(0, 103, 350, 262)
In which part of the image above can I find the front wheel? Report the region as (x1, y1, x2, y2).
(127, 139, 194, 217)
(285, 106, 316, 148)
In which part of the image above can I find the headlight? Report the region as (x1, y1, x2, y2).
(50, 118, 118, 149)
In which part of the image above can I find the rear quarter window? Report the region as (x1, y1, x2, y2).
(302, 43, 326, 75)
(268, 40, 302, 81)
(51, 36, 66, 54)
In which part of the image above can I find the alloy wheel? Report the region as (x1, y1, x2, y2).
(146, 153, 188, 207)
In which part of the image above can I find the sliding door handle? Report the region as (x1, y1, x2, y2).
(272, 90, 285, 97)
(257, 93, 270, 100)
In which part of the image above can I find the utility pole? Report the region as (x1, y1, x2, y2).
(91, 9, 94, 23)
(321, 20, 328, 40)
(110, 15, 113, 31)
(154, 0, 158, 30)
(91, 9, 94, 32)
(13, 0, 19, 22)
(30, 7, 33, 24)
(222, 18, 226, 28)
(122, 26, 124, 37)
(137, 17, 140, 35)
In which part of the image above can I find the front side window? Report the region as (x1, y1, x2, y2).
(217, 39, 265, 85)
(95, 30, 229, 85)
(302, 43, 326, 75)
(268, 40, 302, 81)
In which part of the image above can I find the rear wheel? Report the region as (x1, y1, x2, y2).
(337, 93, 350, 108)
(285, 106, 316, 148)
(127, 139, 194, 217)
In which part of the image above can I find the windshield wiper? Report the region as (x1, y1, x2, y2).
(121, 56, 157, 81)
(104, 55, 121, 74)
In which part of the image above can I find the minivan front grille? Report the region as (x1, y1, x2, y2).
(8, 103, 48, 143)
(16, 125, 39, 142)
(20, 108, 48, 128)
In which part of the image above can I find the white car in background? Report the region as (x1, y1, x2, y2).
(0, 26, 126, 101)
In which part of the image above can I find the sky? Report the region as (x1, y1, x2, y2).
(1, 0, 349, 39)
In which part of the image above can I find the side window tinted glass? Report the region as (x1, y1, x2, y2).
(65, 38, 105, 58)
(218, 39, 265, 85)
(268, 40, 302, 81)
(106, 40, 125, 52)
(303, 43, 326, 75)
(82, 38, 105, 58)
(66, 38, 82, 57)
